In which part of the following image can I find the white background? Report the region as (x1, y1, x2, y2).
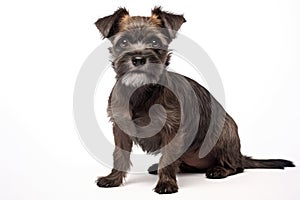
(0, 0, 299, 199)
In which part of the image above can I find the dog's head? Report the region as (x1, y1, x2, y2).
(95, 7, 186, 87)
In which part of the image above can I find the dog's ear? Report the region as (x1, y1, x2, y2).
(95, 8, 129, 38)
(151, 6, 186, 39)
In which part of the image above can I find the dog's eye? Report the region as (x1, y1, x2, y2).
(151, 39, 160, 48)
(119, 39, 129, 48)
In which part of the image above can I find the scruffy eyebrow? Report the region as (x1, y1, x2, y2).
(112, 28, 168, 46)
(143, 32, 168, 46)
(112, 32, 133, 44)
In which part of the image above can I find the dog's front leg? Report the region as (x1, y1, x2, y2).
(154, 157, 180, 194)
(96, 124, 132, 187)
(154, 135, 181, 194)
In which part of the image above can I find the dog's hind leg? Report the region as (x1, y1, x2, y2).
(205, 114, 244, 179)
(206, 166, 244, 179)
(148, 163, 159, 175)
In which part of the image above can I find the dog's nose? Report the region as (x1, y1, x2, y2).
(132, 56, 146, 67)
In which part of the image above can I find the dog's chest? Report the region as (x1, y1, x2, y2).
(130, 135, 162, 154)
(130, 107, 163, 153)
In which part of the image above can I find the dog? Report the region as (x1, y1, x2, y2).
(94, 7, 295, 194)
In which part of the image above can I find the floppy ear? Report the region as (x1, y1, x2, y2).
(95, 8, 129, 38)
(151, 6, 186, 39)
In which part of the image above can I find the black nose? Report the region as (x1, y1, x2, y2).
(132, 56, 146, 67)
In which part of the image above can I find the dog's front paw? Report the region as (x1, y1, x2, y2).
(154, 180, 178, 194)
(96, 176, 122, 188)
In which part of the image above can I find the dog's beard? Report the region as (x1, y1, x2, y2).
(122, 72, 152, 87)
(120, 63, 164, 87)
(112, 46, 167, 88)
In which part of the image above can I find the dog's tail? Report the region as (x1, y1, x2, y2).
(242, 156, 295, 169)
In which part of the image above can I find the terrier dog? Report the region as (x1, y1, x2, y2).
(94, 7, 294, 194)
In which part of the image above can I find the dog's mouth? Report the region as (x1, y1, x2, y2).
(120, 63, 164, 87)
(112, 48, 168, 88)
(127, 70, 148, 74)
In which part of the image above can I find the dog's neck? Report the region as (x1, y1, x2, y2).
(114, 71, 170, 108)
(129, 83, 164, 108)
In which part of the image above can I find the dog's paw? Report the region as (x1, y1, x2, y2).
(96, 176, 122, 188)
(154, 180, 178, 194)
(206, 166, 228, 179)
(148, 163, 158, 175)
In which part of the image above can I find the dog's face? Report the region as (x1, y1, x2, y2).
(95, 7, 186, 87)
